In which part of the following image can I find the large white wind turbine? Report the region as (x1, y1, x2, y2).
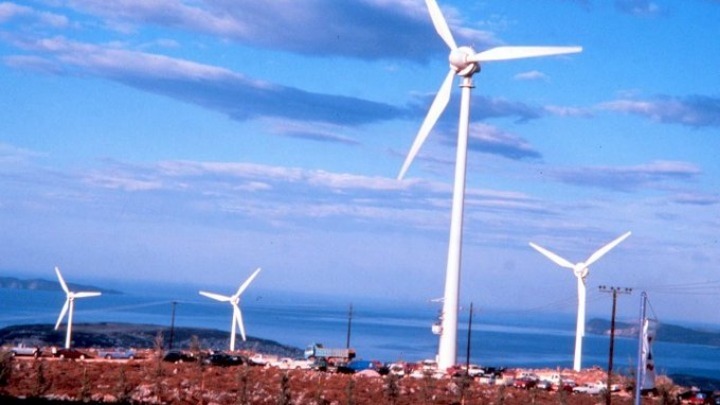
(54, 266, 102, 349)
(529, 231, 631, 371)
(199, 267, 261, 351)
(398, 0, 581, 370)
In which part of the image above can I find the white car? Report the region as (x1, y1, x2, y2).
(249, 353, 277, 366)
(466, 364, 486, 377)
(387, 363, 407, 377)
(10, 345, 40, 357)
(269, 357, 313, 370)
(573, 382, 607, 395)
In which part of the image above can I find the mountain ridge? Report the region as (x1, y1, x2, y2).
(0, 276, 122, 295)
(587, 318, 720, 346)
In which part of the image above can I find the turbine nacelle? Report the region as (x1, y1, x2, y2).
(573, 263, 589, 280)
(449, 47, 479, 76)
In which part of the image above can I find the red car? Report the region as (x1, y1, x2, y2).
(513, 378, 538, 389)
(52, 348, 91, 360)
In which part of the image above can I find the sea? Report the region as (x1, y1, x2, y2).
(1, 285, 718, 381)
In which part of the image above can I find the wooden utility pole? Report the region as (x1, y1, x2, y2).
(168, 301, 177, 350)
(465, 302, 473, 373)
(346, 303, 353, 349)
(599, 286, 632, 405)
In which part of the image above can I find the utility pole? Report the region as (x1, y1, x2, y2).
(346, 303, 353, 349)
(168, 301, 177, 350)
(465, 302, 473, 373)
(599, 286, 632, 405)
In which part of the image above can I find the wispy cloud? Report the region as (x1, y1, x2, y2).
(513, 70, 548, 81)
(34, 0, 496, 62)
(545, 105, 594, 117)
(551, 160, 701, 191)
(265, 119, 361, 145)
(670, 192, 720, 206)
(4, 35, 406, 127)
(466, 123, 542, 160)
(0, 2, 68, 28)
(598, 95, 720, 127)
(0, 142, 45, 165)
(614, 0, 664, 16)
(1, 149, 552, 236)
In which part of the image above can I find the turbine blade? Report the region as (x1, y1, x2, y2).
(468, 46, 582, 63)
(55, 299, 69, 330)
(234, 305, 247, 342)
(425, 0, 457, 50)
(234, 267, 262, 298)
(584, 231, 632, 267)
(529, 242, 575, 269)
(398, 69, 455, 180)
(74, 291, 101, 299)
(55, 266, 69, 294)
(199, 291, 231, 302)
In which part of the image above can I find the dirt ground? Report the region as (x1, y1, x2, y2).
(0, 354, 682, 404)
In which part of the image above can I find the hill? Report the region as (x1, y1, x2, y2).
(587, 318, 720, 346)
(0, 322, 303, 358)
(0, 276, 122, 295)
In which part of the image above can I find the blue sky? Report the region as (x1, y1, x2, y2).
(1, 0, 719, 325)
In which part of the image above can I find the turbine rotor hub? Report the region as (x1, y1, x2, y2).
(574, 263, 589, 279)
(449, 46, 479, 77)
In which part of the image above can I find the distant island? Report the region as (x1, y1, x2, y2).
(0, 276, 122, 295)
(587, 318, 720, 347)
(0, 322, 303, 358)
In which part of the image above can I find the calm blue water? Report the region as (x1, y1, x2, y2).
(1, 287, 718, 380)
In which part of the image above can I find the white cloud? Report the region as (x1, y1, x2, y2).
(513, 70, 548, 81)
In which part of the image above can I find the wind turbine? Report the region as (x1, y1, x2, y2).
(529, 231, 631, 371)
(397, 0, 581, 370)
(54, 266, 102, 349)
(199, 267, 261, 351)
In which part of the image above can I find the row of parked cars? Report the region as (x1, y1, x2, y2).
(7, 344, 138, 360)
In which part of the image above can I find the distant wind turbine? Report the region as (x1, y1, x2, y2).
(199, 267, 261, 351)
(529, 231, 631, 371)
(397, 0, 582, 370)
(54, 266, 102, 349)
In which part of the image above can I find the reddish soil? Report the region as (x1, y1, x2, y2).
(1, 354, 682, 404)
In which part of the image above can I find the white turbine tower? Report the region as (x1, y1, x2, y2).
(398, 0, 581, 370)
(529, 231, 631, 371)
(54, 266, 102, 349)
(199, 267, 261, 352)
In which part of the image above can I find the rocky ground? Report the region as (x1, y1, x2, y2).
(0, 352, 688, 404)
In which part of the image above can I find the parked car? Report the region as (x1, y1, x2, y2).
(346, 360, 382, 373)
(536, 380, 553, 391)
(477, 374, 497, 385)
(203, 352, 244, 367)
(248, 353, 277, 366)
(448, 364, 483, 379)
(513, 377, 538, 389)
(10, 345, 41, 358)
(52, 348, 90, 360)
(387, 362, 408, 377)
(268, 357, 305, 369)
(556, 379, 576, 392)
(162, 350, 195, 363)
(677, 390, 715, 404)
(573, 382, 607, 395)
(98, 348, 136, 360)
